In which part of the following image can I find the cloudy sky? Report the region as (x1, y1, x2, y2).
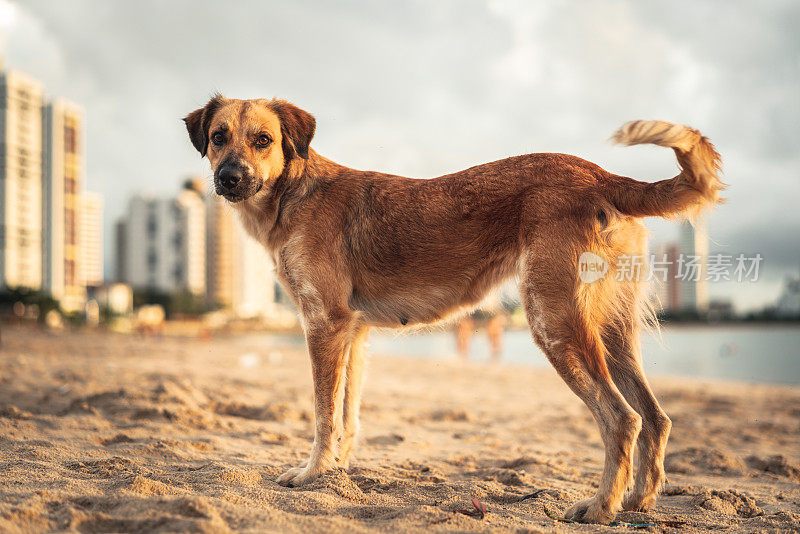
(0, 0, 798, 310)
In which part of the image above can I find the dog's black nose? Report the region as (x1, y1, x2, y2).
(217, 167, 242, 190)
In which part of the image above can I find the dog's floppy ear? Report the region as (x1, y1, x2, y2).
(269, 99, 316, 160)
(183, 94, 225, 157)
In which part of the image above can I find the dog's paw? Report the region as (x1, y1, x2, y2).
(564, 497, 615, 524)
(276, 465, 316, 487)
(276, 462, 330, 487)
(337, 455, 352, 471)
(622, 491, 657, 512)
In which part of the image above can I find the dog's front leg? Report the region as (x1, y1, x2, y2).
(277, 309, 353, 487)
(338, 326, 369, 469)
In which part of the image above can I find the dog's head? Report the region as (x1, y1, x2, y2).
(183, 95, 315, 202)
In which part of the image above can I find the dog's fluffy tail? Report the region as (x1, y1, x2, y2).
(604, 120, 724, 219)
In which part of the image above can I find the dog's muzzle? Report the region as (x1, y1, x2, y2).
(214, 161, 262, 202)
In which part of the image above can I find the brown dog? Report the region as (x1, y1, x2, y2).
(184, 96, 722, 524)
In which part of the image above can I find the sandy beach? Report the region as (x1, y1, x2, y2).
(1, 325, 799, 533)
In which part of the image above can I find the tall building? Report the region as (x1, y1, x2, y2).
(205, 192, 276, 318)
(80, 191, 103, 288)
(775, 276, 800, 318)
(653, 242, 681, 312)
(653, 220, 710, 314)
(205, 192, 235, 308)
(116, 186, 206, 295)
(0, 70, 44, 291)
(42, 99, 85, 310)
(678, 219, 709, 313)
(0, 68, 102, 309)
(231, 217, 276, 318)
(178, 187, 206, 296)
(114, 219, 127, 281)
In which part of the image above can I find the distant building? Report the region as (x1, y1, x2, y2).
(231, 219, 276, 318)
(80, 191, 103, 288)
(116, 187, 206, 295)
(205, 192, 235, 308)
(92, 282, 134, 316)
(678, 219, 709, 313)
(178, 186, 207, 296)
(0, 68, 102, 308)
(653, 242, 681, 312)
(776, 277, 800, 318)
(205, 192, 277, 318)
(707, 299, 735, 321)
(42, 99, 85, 311)
(652, 219, 710, 315)
(114, 219, 127, 281)
(0, 70, 44, 291)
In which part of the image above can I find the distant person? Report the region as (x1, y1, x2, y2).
(456, 314, 475, 360)
(487, 314, 506, 362)
(456, 309, 506, 362)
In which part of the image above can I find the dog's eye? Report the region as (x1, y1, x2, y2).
(256, 135, 271, 148)
(211, 132, 225, 146)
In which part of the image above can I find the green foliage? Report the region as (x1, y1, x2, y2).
(132, 287, 210, 318)
(168, 290, 206, 316)
(0, 287, 61, 322)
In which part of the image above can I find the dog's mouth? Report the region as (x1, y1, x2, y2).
(222, 192, 245, 202)
(220, 181, 264, 203)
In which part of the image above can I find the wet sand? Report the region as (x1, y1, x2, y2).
(1, 326, 799, 532)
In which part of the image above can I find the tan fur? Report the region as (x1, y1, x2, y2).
(184, 97, 723, 524)
(608, 119, 724, 220)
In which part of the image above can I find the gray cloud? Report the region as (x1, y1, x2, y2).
(2, 0, 798, 309)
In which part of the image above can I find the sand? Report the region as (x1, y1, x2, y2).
(1, 325, 799, 533)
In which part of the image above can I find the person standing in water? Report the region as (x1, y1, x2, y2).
(456, 294, 506, 362)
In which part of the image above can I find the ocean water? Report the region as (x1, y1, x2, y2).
(366, 325, 800, 385)
(249, 325, 800, 385)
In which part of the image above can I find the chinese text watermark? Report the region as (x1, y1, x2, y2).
(579, 253, 763, 283)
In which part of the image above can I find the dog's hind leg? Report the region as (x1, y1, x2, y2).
(338, 326, 369, 469)
(604, 325, 671, 512)
(520, 254, 641, 524)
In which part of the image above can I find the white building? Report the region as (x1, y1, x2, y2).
(93, 282, 134, 316)
(652, 241, 681, 312)
(205, 193, 276, 318)
(678, 219, 709, 313)
(117, 188, 206, 295)
(776, 277, 800, 318)
(80, 191, 103, 288)
(0, 70, 44, 291)
(232, 219, 276, 318)
(42, 98, 86, 311)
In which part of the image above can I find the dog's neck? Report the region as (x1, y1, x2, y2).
(233, 149, 344, 257)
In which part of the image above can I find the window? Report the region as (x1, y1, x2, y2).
(173, 265, 183, 283)
(147, 216, 157, 236)
(65, 260, 76, 285)
(64, 125, 78, 153)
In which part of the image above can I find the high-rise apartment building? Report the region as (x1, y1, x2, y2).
(205, 192, 276, 318)
(80, 191, 103, 288)
(43, 99, 86, 310)
(116, 186, 206, 295)
(0, 68, 102, 309)
(653, 242, 681, 312)
(231, 221, 276, 318)
(205, 192, 235, 308)
(678, 219, 709, 313)
(114, 219, 127, 282)
(653, 219, 711, 314)
(0, 70, 44, 291)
